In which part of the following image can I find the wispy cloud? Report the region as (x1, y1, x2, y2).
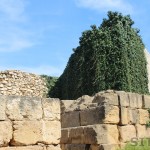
(75, 0, 133, 14)
(0, 0, 34, 52)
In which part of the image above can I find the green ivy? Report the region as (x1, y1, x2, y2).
(50, 11, 149, 99)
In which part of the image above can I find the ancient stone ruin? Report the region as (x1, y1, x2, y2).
(0, 70, 150, 150)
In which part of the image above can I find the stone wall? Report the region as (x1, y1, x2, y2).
(0, 95, 61, 150)
(61, 90, 150, 150)
(0, 70, 47, 97)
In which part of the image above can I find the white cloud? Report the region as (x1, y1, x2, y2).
(0, 0, 34, 52)
(75, 0, 133, 14)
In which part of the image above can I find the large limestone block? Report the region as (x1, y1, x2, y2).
(42, 98, 60, 121)
(61, 111, 80, 128)
(61, 100, 74, 113)
(0, 121, 12, 146)
(90, 144, 119, 150)
(47, 145, 61, 150)
(136, 124, 147, 138)
(84, 124, 119, 144)
(80, 105, 119, 126)
(61, 129, 70, 144)
(143, 95, 150, 108)
(128, 93, 138, 108)
(128, 108, 139, 124)
(138, 109, 149, 124)
(6, 96, 43, 120)
(120, 107, 128, 125)
(115, 91, 129, 107)
(69, 127, 84, 144)
(118, 125, 136, 142)
(11, 120, 61, 146)
(0, 95, 7, 120)
(61, 144, 86, 150)
(0, 146, 44, 150)
(93, 92, 118, 106)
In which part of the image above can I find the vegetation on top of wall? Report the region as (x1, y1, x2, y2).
(41, 75, 58, 97)
(50, 11, 149, 99)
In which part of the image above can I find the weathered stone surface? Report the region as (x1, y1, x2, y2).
(120, 107, 128, 125)
(61, 129, 70, 144)
(93, 92, 118, 106)
(115, 91, 129, 107)
(143, 95, 150, 108)
(118, 125, 136, 142)
(42, 98, 60, 121)
(0, 95, 7, 120)
(128, 108, 139, 124)
(128, 93, 138, 108)
(61, 100, 74, 113)
(61, 111, 80, 128)
(138, 109, 149, 124)
(80, 105, 119, 126)
(69, 127, 84, 144)
(84, 124, 119, 144)
(0, 121, 12, 146)
(6, 96, 43, 120)
(0, 146, 44, 150)
(99, 144, 119, 150)
(136, 124, 147, 138)
(136, 94, 143, 108)
(47, 145, 61, 150)
(11, 120, 60, 146)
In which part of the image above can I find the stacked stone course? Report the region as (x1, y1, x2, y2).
(0, 70, 47, 97)
(0, 95, 61, 150)
(61, 90, 150, 150)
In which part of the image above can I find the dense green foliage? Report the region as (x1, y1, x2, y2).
(41, 75, 58, 97)
(51, 11, 148, 99)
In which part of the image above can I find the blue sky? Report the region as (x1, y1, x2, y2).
(0, 0, 150, 76)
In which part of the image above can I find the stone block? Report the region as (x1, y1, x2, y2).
(0, 146, 44, 150)
(69, 127, 84, 144)
(61, 144, 86, 150)
(61, 111, 80, 128)
(136, 124, 147, 138)
(84, 124, 119, 144)
(47, 145, 61, 150)
(11, 120, 61, 146)
(120, 107, 128, 125)
(136, 94, 143, 108)
(115, 91, 129, 107)
(143, 95, 150, 108)
(80, 105, 119, 126)
(42, 98, 60, 121)
(128, 93, 138, 108)
(99, 144, 119, 150)
(128, 108, 139, 124)
(61, 100, 74, 113)
(6, 96, 43, 120)
(93, 92, 118, 106)
(0, 121, 12, 146)
(61, 129, 70, 144)
(138, 109, 149, 124)
(118, 125, 136, 142)
(0, 95, 7, 120)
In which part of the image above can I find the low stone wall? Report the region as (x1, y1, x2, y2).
(0, 95, 61, 150)
(0, 70, 47, 97)
(61, 90, 150, 150)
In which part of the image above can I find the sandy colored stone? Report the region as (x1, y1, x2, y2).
(0, 95, 7, 120)
(0, 121, 13, 146)
(61, 111, 80, 128)
(136, 124, 147, 138)
(138, 109, 149, 124)
(0, 146, 44, 150)
(143, 95, 150, 108)
(80, 105, 119, 126)
(47, 145, 61, 150)
(61, 100, 74, 113)
(118, 125, 136, 142)
(61, 129, 70, 144)
(128, 93, 138, 108)
(6, 96, 43, 120)
(42, 98, 60, 121)
(136, 94, 143, 108)
(61, 144, 86, 150)
(120, 107, 128, 125)
(128, 108, 139, 124)
(11, 120, 61, 146)
(84, 124, 119, 144)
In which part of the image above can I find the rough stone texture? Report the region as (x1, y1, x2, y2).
(12, 120, 60, 146)
(47, 145, 61, 150)
(84, 125, 119, 144)
(128, 108, 139, 124)
(143, 95, 150, 108)
(118, 125, 136, 142)
(61, 111, 80, 128)
(61, 129, 70, 144)
(138, 109, 149, 124)
(0, 70, 47, 97)
(0, 146, 44, 150)
(80, 105, 119, 126)
(42, 98, 60, 121)
(6, 96, 43, 121)
(136, 124, 147, 138)
(120, 107, 128, 125)
(0, 96, 7, 120)
(0, 121, 12, 146)
(61, 144, 86, 150)
(128, 93, 138, 108)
